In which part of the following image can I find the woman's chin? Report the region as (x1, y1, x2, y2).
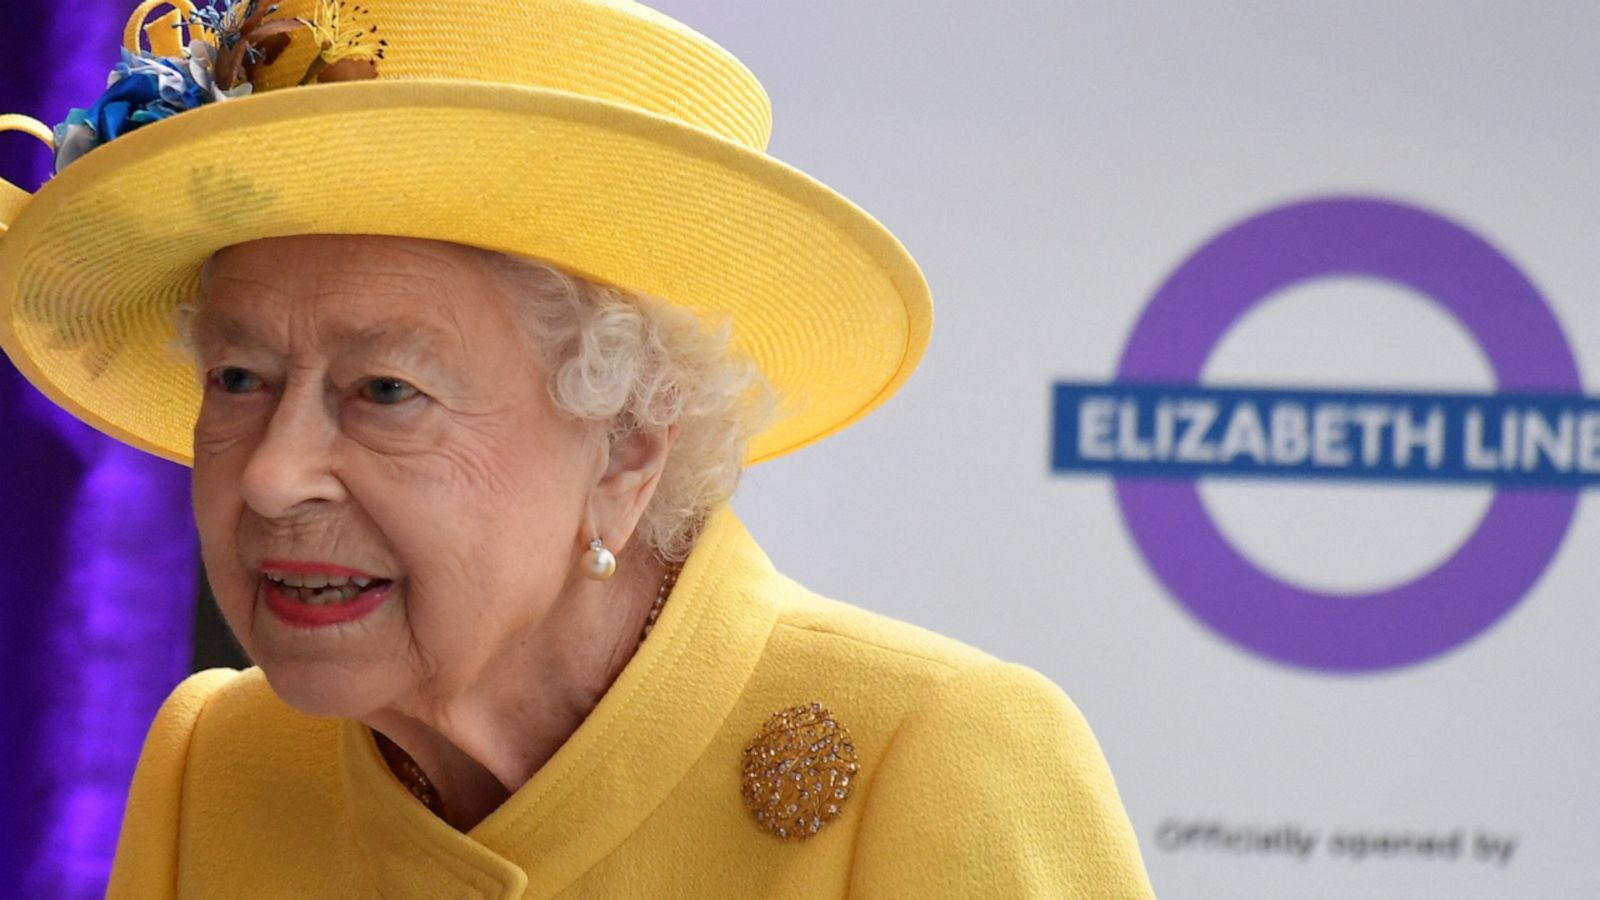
(257, 659, 395, 719)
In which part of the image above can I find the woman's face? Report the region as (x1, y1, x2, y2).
(191, 234, 603, 717)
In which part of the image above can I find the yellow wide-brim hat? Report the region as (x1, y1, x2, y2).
(0, 0, 930, 466)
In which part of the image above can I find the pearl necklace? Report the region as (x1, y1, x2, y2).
(383, 562, 682, 816)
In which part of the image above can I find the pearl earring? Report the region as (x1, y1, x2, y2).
(582, 537, 617, 581)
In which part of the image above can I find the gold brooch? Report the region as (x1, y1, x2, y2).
(741, 702, 858, 841)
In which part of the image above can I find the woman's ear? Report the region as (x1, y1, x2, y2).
(590, 423, 679, 553)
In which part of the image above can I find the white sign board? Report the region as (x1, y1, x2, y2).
(654, 2, 1599, 897)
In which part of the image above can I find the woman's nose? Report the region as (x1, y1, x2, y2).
(239, 381, 348, 519)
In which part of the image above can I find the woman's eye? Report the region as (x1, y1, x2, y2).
(360, 377, 420, 406)
(210, 367, 260, 394)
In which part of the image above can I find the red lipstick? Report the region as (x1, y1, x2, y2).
(258, 560, 393, 629)
(259, 559, 386, 579)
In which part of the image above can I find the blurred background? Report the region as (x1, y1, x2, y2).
(3, 1, 1598, 897)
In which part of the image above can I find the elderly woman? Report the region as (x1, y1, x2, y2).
(0, 0, 1153, 897)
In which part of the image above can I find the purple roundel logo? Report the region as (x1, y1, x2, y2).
(1090, 197, 1581, 672)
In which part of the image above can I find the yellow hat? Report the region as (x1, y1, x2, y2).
(0, 0, 930, 466)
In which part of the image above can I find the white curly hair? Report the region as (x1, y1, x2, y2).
(475, 249, 775, 561)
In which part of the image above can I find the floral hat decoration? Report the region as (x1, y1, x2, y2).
(53, 1, 389, 173)
(0, 0, 931, 466)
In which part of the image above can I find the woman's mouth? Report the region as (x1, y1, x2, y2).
(260, 571, 394, 629)
(269, 573, 381, 605)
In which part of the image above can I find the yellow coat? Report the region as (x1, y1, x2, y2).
(108, 508, 1155, 898)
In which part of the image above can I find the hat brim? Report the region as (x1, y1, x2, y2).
(0, 80, 930, 466)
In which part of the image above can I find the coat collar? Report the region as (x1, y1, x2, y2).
(339, 506, 783, 899)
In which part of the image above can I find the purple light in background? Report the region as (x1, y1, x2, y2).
(33, 445, 197, 895)
(1, 2, 200, 896)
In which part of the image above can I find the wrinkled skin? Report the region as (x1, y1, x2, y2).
(191, 234, 672, 828)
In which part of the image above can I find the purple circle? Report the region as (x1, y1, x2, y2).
(1115, 197, 1580, 672)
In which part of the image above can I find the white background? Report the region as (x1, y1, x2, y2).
(652, 2, 1600, 897)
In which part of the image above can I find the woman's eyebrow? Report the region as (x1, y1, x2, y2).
(335, 322, 462, 367)
(193, 312, 266, 351)
(191, 315, 461, 364)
